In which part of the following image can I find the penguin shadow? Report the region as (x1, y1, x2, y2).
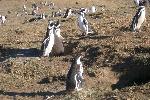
(0, 46, 41, 62)
(61, 18, 74, 23)
(0, 90, 67, 100)
(88, 12, 103, 19)
(76, 34, 112, 40)
(119, 26, 131, 32)
(38, 75, 66, 84)
(63, 40, 79, 56)
(111, 46, 150, 90)
(81, 45, 101, 67)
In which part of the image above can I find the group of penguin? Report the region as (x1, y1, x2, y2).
(0, 0, 149, 92)
(41, 8, 88, 91)
(40, 0, 150, 92)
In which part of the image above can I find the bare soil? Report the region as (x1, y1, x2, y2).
(0, 0, 150, 100)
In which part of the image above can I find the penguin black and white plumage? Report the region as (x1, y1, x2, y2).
(134, 0, 149, 6)
(23, 5, 27, 12)
(80, 8, 89, 14)
(41, 21, 55, 56)
(40, 13, 46, 19)
(32, 9, 37, 16)
(45, 21, 54, 38)
(134, 0, 141, 6)
(0, 15, 6, 24)
(130, 6, 146, 32)
(63, 8, 72, 18)
(91, 6, 96, 13)
(66, 55, 84, 91)
(78, 11, 89, 35)
(52, 20, 64, 55)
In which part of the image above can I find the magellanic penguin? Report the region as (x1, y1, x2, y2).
(134, 0, 148, 6)
(63, 8, 72, 18)
(130, 6, 146, 32)
(40, 13, 46, 20)
(91, 6, 96, 13)
(78, 10, 89, 36)
(134, 0, 141, 6)
(0, 15, 6, 24)
(41, 21, 55, 56)
(52, 20, 64, 55)
(66, 55, 84, 91)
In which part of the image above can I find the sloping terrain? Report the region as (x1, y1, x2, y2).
(0, 0, 150, 100)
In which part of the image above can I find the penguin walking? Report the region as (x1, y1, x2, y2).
(78, 10, 89, 36)
(66, 55, 84, 91)
(63, 8, 72, 18)
(130, 6, 146, 32)
(52, 20, 64, 55)
(41, 21, 55, 56)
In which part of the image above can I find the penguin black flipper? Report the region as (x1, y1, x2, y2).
(63, 9, 69, 18)
(130, 6, 144, 32)
(83, 18, 88, 25)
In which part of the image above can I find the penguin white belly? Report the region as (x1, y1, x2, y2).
(53, 35, 64, 54)
(78, 18, 87, 33)
(136, 11, 145, 30)
(55, 29, 64, 40)
(68, 11, 72, 17)
(91, 6, 96, 13)
(134, 0, 139, 6)
(43, 34, 54, 56)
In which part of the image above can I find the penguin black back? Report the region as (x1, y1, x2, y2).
(63, 8, 71, 18)
(66, 55, 83, 91)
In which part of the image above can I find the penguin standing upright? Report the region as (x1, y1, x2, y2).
(52, 20, 64, 55)
(63, 8, 72, 18)
(66, 55, 84, 91)
(130, 5, 146, 32)
(0, 15, 6, 24)
(78, 10, 89, 35)
(40, 13, 46, 19)
(41, 21, 55, 56)
(91, 6, 96, 13)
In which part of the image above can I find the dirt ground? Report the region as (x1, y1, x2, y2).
(0, 0, 150, 100)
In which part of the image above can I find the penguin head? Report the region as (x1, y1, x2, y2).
(68, 8, 72, 12)
(80, 8, 88, 14)
(48, 20, 54, 29)
(54, 20, 60, 29)
(139, 0, 147, 6)
(79, 8, 87, 17)
(71, 53, 84, 65)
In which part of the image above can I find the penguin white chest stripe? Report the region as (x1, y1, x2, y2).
(131, 6, 145, 31)
(136, 7, 145, 28)
(43, 29, 55, 56)
(78, 14, 88, 33)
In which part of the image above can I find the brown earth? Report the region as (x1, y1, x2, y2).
(0, 0, 150, 100)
